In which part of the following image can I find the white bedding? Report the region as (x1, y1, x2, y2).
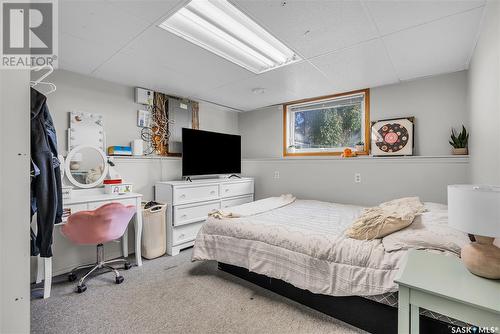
(192, 199, 464, 297)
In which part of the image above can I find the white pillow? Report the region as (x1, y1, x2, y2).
(382, 209, 469, 255)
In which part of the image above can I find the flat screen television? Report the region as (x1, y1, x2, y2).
(182, 128, 241, 176)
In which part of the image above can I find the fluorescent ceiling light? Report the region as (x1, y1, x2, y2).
(158, 0, 301, 74)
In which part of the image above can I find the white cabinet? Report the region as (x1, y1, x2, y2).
(221, 195, 254, 209)
(155, 178, 254, 256)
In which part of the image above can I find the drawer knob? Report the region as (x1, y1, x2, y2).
(180, 194, 186, 199)
(225, 189, 229, 192)
(179, 233, 185, 239)
(181, 214, 187, 219)
(210, 190, 216, 194)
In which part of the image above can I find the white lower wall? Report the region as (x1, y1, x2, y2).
(243, 157, 469, 206)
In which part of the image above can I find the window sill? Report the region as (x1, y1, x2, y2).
(243, 155, 469, 163)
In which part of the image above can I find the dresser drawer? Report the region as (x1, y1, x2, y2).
(221, 181, 254, 198)
(61, 204, 88, 223)
(172, 221, 204, 246)
(174, 200, 220, 226)
(86, 199, 137, 211)
(173, 184, 219, 204)
(221, 195, 253, 209)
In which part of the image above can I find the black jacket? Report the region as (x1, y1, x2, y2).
(31, 88, 62, 257)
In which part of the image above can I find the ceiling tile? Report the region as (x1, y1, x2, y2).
(93, 52, 203, 98)
(310, 39, 399, 92)
(195, 61, 334, 110)
(365, 0, 485, 35)
(122, 26, 256, 89)
(59, 0, 150, 50)
(59, 33, 120, 74)
(383, 7, 484, 80)
(105, 0, 184, 23)
(233, 0, 378, 58)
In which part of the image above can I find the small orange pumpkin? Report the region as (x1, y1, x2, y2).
(341, 148, 356, 158)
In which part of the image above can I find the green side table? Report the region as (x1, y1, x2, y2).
(395, 250, 500, 334)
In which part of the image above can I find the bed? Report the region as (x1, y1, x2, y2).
(192, 198, 469, 333)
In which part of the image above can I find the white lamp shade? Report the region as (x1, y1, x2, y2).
(448, 185, 500, 237)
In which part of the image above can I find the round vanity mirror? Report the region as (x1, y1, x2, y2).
(65, 145, 108, 188)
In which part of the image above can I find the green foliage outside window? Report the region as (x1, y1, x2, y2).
(293, 104, 362, 149)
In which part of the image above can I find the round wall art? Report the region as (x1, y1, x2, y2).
(371, 117, 414, 156)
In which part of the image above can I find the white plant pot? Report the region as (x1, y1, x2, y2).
(452, 148, 468, 155)
(355, 145, 365, 152)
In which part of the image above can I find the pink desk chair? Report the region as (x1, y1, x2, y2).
(61, 203, 136, 293)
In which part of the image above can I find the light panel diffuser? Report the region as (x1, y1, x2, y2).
(158, 0, 301, 74)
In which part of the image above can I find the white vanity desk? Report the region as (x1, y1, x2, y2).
(36, 188, 143, 298)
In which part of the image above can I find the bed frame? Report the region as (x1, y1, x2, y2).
(218, 262, 453, 334)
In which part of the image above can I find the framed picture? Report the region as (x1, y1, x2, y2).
(371, 117, 415, 156)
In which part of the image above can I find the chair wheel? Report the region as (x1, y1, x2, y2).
(76, 284, 87, 293)
(124, 262, 132, 270)
(68, 273, 77, 282)
(115, 276, 124, 284)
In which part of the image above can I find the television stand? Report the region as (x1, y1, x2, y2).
(228, 174, 241, 179)
(155, 178, 254, 256)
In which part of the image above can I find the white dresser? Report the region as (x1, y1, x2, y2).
(155, 177, 254, 256)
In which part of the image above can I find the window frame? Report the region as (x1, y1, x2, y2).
(282, 88, 371, 157)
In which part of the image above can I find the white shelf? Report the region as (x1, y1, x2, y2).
(243, 155, 469, 163)
(109, 155, 469, 163)
(108, 155, 180, 160)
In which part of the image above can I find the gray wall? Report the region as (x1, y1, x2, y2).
(48, 70, 239, 155)
(371, 71, 468, 156)
(239, 71, 469, 158)
(32, 70, 238, 278)
(47, 69, 239, 199)
(239, 71, 471, 205)
(244, 157, 469, 206)
(1, 70, 30, 333)
(468, 0, 500, 184)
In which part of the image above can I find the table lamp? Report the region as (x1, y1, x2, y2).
(448, 185, 500, 279)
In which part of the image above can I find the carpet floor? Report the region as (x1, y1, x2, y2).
(31, 249, 366, 334)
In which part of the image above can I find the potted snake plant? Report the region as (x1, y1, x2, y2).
(354, 141, 365, 152)
(449, 125, 469, 155)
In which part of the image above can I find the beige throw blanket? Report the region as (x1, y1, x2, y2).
(346, 197, 425, 240)
(209, 194, 296, 219)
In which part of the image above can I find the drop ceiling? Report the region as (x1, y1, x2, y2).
(59, 0, 485, 111)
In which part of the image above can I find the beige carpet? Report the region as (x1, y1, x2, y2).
(31, 249, 366, 334)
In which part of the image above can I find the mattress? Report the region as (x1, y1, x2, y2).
(192, 198, 467, 326)
(193, 199, 408, 296)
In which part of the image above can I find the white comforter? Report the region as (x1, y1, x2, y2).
(192, 199, 462, 297)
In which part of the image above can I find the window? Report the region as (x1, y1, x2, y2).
(283, 89, 370, 156)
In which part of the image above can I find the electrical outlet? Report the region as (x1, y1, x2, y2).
(274, 171, 280, 179)
(354, 173, 361, 183)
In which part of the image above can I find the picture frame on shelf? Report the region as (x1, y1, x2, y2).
(371, 117, 415, 156)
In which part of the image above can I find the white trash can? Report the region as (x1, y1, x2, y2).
(141, 202, 167, 259)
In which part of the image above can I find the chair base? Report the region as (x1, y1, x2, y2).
(68, 243, 131, 293)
